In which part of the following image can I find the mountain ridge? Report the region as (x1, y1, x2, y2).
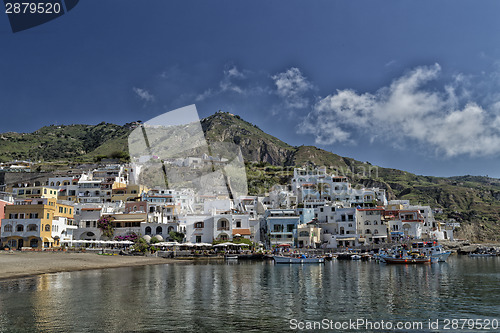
(0, 111, 499, 241)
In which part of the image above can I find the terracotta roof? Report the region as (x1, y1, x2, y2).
(232, 228, 251, 236)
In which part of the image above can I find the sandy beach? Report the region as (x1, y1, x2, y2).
(0, 251, 180, 280)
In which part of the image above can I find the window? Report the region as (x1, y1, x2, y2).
(47, 213, 50, 219)
(194, 222, 204, 229)
(366, 229, 371, 234)
(196, 236, 202, 243)
(365, 221, 371, 225)
(287, 224, 294, 233)
(4, 224, 12, 232)
(28, 224, 38, 231)
(156, 226, 162, 235)
(236, 220, 241, 228)
(30, 239, 38, 248)
(44, 189, 47, 194)
(45, 225, 50, 232)
(16, 225, 24, 232)
(145, 226, 152, 235)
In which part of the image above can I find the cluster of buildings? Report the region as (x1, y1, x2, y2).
(0, 162, 457, 250)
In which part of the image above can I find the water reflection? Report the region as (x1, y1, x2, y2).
(0, 256, 498, 332)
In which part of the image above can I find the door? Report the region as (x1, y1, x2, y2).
(17, 239, 24, 250)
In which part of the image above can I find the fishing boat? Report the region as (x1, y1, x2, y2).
(273, 255, 325, 264)
(411, 242, 452, 262)
(379, 247, 432, 264)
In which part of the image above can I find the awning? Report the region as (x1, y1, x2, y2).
(232, 228, 251, 236)
(372, 235, 388, 238)
(337, 237, 356, 241)
(112, 220, 145, 223)
(43, 237, 54, 242)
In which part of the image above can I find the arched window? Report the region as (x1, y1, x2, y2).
(168, 226, 174, 233)
(28, 224, 38, 231)
(374, 229, 379, 235)
(365, 229, 371, 234)
(373, 220, 378, 225)
(45, 224, 50, 232)
(4, 224, 12, 232)
(155, 226, 162, 235)
(145, 226, 152, 235)
(365, 220, 371, 225)
(16, 225, 24, 232)
(217, 218, 229, 230)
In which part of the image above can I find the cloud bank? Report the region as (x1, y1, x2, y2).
(299, 64, 500, 157)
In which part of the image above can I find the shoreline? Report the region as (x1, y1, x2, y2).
(0, 251, 190, 281)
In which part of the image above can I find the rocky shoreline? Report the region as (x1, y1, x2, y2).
(440, 240, 500, 255)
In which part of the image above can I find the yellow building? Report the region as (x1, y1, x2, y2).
(1, 198, 74, 249)
(12, 186, 59, 199)
(111, 184, 148, 202)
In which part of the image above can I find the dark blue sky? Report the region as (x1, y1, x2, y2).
(1, 1, 500, 177)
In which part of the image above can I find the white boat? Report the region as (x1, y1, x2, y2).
(273, 255, 325, 264)
(412, 242, 452, 262)
(351, 254, 362, 260)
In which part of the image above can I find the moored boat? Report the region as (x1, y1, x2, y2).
(411, 242, 452, 262)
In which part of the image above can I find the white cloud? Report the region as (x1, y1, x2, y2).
(195, 65, 269, 101)
(133, 87, 155, 102)
(272, 67, 313, 109)
(299, 64, 500, 157)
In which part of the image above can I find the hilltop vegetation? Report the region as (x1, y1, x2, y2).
(1, 111, 499, 241)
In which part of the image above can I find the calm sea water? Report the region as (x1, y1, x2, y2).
(0, 256, 498, 333)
